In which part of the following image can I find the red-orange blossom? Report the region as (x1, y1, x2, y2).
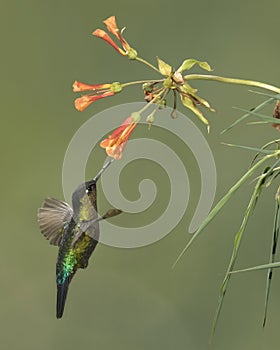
(100, 113, 140, 160)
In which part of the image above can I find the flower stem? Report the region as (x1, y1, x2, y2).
(138, 89, 167, 114)
(184, 74, 280, 95)
(122, 79, 164, 88)
(136, 56, 162, 74)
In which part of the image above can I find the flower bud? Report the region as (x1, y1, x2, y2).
(127, 48, 138, 60)
(173, 71, 184, 85)
(111, 82, 122, 93)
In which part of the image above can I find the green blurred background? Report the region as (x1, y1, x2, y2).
(2, 1, 280, 349)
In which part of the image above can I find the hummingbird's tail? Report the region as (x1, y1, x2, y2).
(56, 275, 72, 319)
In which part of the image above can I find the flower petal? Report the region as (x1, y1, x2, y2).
(74, 91, 115, 112)
(103, 16, 119, 36)
(73, 81, 111, 92)
(103, 16, 131, 51)
(106, 143, 126, 160)
(92, 29, 126, 55)
(109, 116, 134, 139)
(100, 116, 138, 159)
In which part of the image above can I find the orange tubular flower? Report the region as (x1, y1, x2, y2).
(92, 16, 136, 59)
(100, 113, 140, 160)
(73, 81, 111, 92)
(103, 16, 131, 52)
(74, 91, 115, 112)
(103, 16, 119, 36)
(92, 29, 126, 56)
(73, 80, 122, 111)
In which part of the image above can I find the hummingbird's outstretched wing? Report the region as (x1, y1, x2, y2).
(38, 198, 73, 246)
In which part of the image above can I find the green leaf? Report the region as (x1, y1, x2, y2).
(194, 94, 215, 111)
(180, 84, 214, 118)
(198, 61, 212, 71)
(157, 57, 172, 76)
(182, 82, 197, 95)
(180, 95, 209, 125)
(177, 58, 212, 73)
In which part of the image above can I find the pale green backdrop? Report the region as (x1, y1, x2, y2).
(1, 1, 280, 349)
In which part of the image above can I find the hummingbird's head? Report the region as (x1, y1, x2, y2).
(72, 179, 98, 217)
(71, 159, 113, 217)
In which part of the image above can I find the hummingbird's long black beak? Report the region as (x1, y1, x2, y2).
(88, 158, 114, 186)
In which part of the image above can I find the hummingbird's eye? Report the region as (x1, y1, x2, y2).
(85, 186, 93, 194)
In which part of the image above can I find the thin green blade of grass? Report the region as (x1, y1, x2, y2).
(247, 120, 280, 125)
(221, 97, 275, 134)
(247, 121, 274, 125)
(263, 195, 280, 327)
(173, 153, 280, 269)
(230, 261, 280, 274)
(253, 168, 280, 206)
(222, 143, 278, 155)
(253, 167, 271, 209)
(233, 107, 280, 124)
(210, 169, 268, 341)
(234, 107, 275, 119)
(248, 90, 280, 100)
(264, 169, 280, 188)
(251, 139, 280, 167)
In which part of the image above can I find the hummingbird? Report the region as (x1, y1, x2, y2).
(37, 160, 122, 319)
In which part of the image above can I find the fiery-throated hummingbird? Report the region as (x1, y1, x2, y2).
(38, 160, 122, 318)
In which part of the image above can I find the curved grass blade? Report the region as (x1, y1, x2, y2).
(234, 107, 280, 125)
(264, 169, 280, 188)
(247, 120, 280, 125)
(210, 168, 269, 341)
(263, 192, 280, 327)
(248, 90, 280, 100)
(230, 261, 280, 274)
(252, 167, 271, 209)
(221, 143, 278, 155)
(172, 153, 280, 269)
(247, 121, 271, 125)
(247, 115, 280, 125)
(251, 140, 280, 167)
(221, 97, 275, 134)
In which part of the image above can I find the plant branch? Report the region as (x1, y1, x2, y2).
(184, 74, 280, 95)
(136, 56, 162, 74)
(121, 79, 164, 88)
